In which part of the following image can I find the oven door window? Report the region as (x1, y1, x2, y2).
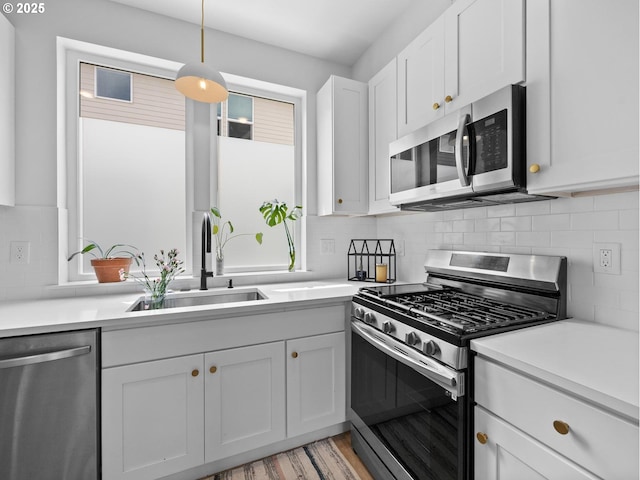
(390, 130, 468, 194)
(351, 333, 462, 480)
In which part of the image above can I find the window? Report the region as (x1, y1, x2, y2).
(61, 40, 304, 282)
(215, 90, 298, 272)
(95, 66, 132, 102)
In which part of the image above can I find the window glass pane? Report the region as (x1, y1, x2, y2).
(228, 93, 253, 122)
(217, 95, 296, 271)
(228, 121, 252, 140)
(78, 62, 186, 276)
(95, 67, 131, 101)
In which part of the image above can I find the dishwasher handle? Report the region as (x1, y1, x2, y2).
(0, 345, 92, 369)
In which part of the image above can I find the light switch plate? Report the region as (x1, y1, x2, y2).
(593, 242, 620, 275)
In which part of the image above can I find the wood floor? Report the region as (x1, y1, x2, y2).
(332, 432, 375, 480)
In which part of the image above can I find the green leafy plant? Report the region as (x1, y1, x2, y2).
(259, 200, 302, 272)
(210, 207, 263, 261)
(67, 240, 140, 263)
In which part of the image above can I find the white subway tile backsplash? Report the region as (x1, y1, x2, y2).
(551, 231, 595, 248)
(487, 204, 516, 217)
(452, 219, 475, 232)
(515, 200, 551, 216)
(571, 211, 619, 231)
(501, 216, 531, 231)
(550, 196, 595, 213)
(516, 231, 550, 247)
(474, 218, 500, 232)
(532, 214, 571, 231)
(487, 232, 515, 245)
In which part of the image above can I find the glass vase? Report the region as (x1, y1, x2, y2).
(215, 255, 224, 276)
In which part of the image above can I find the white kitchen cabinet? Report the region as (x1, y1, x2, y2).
(102, 355, 205, 480)
(102, 304, 348, 479)
(0, 14, 15, 206)
(397, 17, 445, 137)
(474, 407, 598, 480)
(286, 332, 346, 437)
(474, 356, 639, 479)
(204, 342, 286, 462)
(526, 0, 639, 195)
(317, 75, 368, 215)
(368, 59, 399, 214)
(397, 0, 524, 137)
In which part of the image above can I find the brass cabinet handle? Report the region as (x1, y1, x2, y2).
(337, 198, 343, 204)
(445, 95, 453, 103)
(553, 420, 570, 435)
(291, 352, 299, 359)
(191, 369, 199, 377)
(476, 432, 488, 444)
(209, 366, 217, 374)
(529, 163, 541, 174)
(432, 102, 440, 110)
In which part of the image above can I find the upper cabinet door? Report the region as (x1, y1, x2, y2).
(397, 17, 445, 137)
(368, 59, 399, 214)
(317, 75, 368, 216)
(444, 0, 525, 112)
(0, 15, 15, 207)
(526, 0, 639, 195)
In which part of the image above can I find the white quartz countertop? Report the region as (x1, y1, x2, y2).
(0, 279, 363, 337)
(471, 319, 639, 421)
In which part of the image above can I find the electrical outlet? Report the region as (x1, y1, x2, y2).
(320, 238, 335, 255)
(593, 243, 620, 275)
(10, 241, 31, 264)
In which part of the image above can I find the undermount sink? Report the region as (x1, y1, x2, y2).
(128, 289, 267, 312)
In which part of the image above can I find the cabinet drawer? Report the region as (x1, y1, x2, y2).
(103, 304, 346, 367)
(475, 357, 639, 479)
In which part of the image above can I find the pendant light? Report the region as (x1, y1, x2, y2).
(175, 0, 229, 103)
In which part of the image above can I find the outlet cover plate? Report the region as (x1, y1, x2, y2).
(593, 242, 620, 275)
(10, 241, 31, 264)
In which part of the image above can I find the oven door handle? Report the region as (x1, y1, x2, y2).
(352, 321, 463, 399)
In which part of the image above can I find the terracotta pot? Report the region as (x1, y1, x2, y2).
(91, 257, 132, 283)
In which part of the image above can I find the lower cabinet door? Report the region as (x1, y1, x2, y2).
(474, 407, 598, 480)
(286, 332, 346, 437)
(102, 355, 205, 480)
(204, 342, 286, 462)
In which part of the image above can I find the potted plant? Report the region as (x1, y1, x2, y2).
(210, 207, 263, 275)
(67, 241, 140, 283)
(122, 248, 184, 308)
(259, 200, 302, 272)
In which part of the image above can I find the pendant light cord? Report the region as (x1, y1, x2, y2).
(200, 0, 205, 63)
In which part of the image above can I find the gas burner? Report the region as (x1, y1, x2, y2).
(387, 290, 550, 334)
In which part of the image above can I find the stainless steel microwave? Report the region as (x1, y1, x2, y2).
(389, 85, 550, 211)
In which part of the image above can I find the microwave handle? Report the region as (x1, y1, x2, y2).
(455, 113, 471, 187)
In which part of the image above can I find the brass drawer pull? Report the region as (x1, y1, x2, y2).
(191, 369, 199, 377)
(553, 420, 570, 435)
(476, 432, 488, 444)
(445, 95, 453, 103)
(291, 352, 299, 359)
(529, 163, 541, 173)
(432, 102, 440, 110)
(209, 366, 217, 374)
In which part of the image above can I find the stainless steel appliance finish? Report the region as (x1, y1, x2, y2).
(389, 85, 553, 211)
(349, 250, 567, 480)
(0, 329, 99, 480)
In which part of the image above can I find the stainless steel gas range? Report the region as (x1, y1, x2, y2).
(349, 250, 567, 480)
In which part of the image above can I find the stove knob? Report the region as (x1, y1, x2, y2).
(405, 331, 420, 346)
(363, 312, 376, 325)
(382, 321, 395, 334)
(423, 340, 440, 356)
(354, 307, 365, 319)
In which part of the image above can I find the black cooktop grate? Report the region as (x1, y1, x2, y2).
(384, 290, 550, 334)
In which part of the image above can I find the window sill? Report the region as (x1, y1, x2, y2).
(48, 269, 316, 298)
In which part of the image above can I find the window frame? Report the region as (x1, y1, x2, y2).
(58, 38, 306, 283)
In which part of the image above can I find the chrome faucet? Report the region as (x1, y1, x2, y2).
(200, 212, 213, 290)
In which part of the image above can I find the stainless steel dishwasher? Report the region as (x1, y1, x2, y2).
(0, 329, 99, 480)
